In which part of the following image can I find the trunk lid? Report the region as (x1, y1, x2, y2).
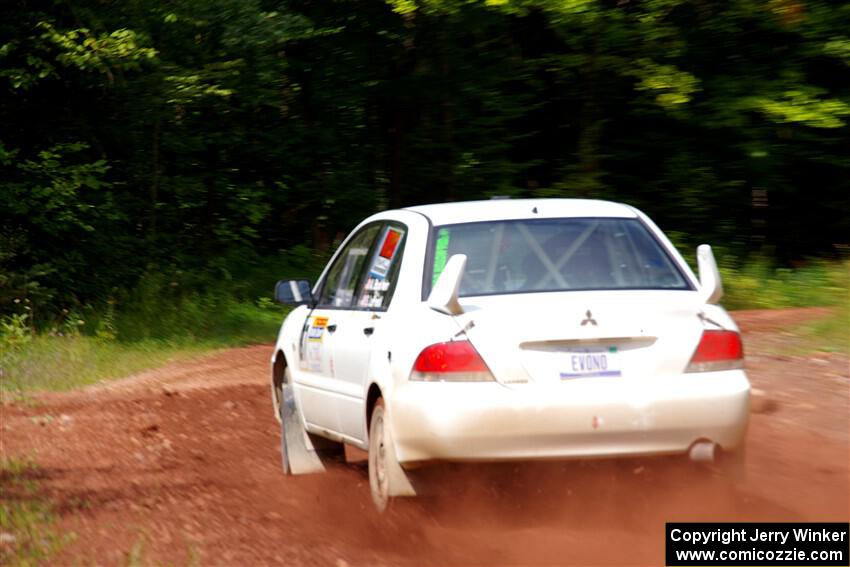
(456, 290, 706, 386)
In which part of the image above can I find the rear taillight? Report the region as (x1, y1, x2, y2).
(686, 330, 744, 372)
(410, 340, 495, 382)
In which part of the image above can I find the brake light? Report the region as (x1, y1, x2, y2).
(686, 330, 744, 372)
(410, 341, 495, 382)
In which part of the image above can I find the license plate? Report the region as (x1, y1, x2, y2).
(560, 347, 621, 379)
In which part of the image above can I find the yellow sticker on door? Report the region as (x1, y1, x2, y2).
(307, 316, 328, 341)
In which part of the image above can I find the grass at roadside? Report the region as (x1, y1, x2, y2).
(3, 337, 217, 398)
(721, 259, 848, 355)
(1, 299, 285, 398)
(720, 259, 847, 311)
(0, 458, 69, 567)
(791, 299, 849, 355)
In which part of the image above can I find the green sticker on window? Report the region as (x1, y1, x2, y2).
(432, 228, 451, 285)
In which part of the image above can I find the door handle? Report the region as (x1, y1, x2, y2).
(327, 324, 337, 333)
(363, 327, 374, 336)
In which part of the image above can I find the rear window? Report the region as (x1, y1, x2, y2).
(427, 218, 691, 297)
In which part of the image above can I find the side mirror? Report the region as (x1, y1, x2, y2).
(696, 244, 723, 304)
(427, 254, 466, 315)
(274, 279, 314, 306)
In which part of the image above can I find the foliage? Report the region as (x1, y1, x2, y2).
(0, 0, 848, 325)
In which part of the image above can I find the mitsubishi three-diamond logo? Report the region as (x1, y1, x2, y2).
(580, 309, 597, 326)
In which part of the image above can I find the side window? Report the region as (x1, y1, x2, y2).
(317, 224, 382, 308)
(355, 224, 406, 310)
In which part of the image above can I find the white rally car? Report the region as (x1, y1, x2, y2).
(270, 199, 749, 510)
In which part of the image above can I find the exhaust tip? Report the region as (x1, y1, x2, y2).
(689, 441, 716, 463)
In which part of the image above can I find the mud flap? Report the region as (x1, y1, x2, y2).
(280, 382, 327, 475)
(384, 407, 417, 497)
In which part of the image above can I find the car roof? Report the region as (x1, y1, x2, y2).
(404, 198, 637, 226)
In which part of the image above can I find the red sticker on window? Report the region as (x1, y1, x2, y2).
(379, 229, 402, 259)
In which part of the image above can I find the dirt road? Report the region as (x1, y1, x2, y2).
(2, 308, 848, 565)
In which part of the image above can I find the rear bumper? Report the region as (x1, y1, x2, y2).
(390, 371, 750, 464)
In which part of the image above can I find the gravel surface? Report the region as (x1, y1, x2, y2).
(2, 307, 848, 565)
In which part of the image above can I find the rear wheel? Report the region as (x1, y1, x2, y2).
(368, 399, 391, 511)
